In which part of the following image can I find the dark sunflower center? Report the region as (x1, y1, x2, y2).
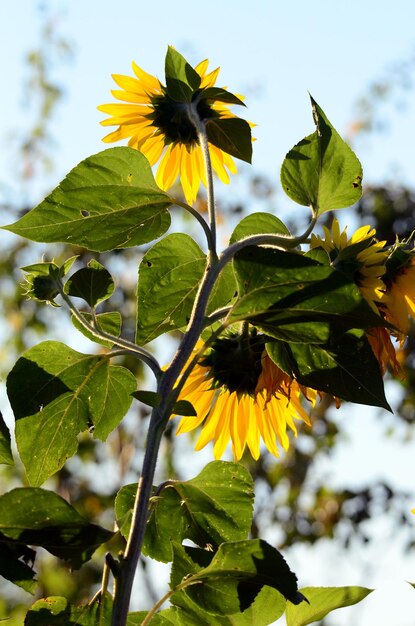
(150, 91, 217, 146)
(200, 333, 266, 395)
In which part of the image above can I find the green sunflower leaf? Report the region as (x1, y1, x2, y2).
(0, 411, 13, 465)
(127, 612, 174, 625)
(172, 400, 197, 416)
(170, 540, 302, 616)
(138, 586, 287, 625)
(115, 461, 254, 563)
(7, 341, 136, 485)
(0, 540, 37, 593)
(230, 212, 291, 244)
(207, 117, 252, 164)
(71, 311, 122, 348)
(3, 148, 172, 252)
(230, 246, 384, 342)
(25, 592, 113, 625)
(136, 234, 235, 344)
(64, 259, 115, 307)
(285, 586, 373, 626)
(280, 96, 363, 215)
(267, 329, 390, 410)
(165, 46, 201, 102)
(0, 489, 113, 569)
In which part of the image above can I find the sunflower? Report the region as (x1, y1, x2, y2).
(310, 218, 388, 309)
(309, 219, 402, 374)
(379, 251, 415, 338)
(174, 333, 315, 461)
(98, 55, 248, 205)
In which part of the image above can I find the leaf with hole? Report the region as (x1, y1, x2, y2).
(3, 148, 172, 251)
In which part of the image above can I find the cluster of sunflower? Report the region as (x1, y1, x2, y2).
(99, 48, 415, 462)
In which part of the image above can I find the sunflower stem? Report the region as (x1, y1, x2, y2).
(174, 199, 216, 252)
(57, 282, 162, 379)
(187, 102, 217, 260)
(110, 214, 317, 625)
(110, 404, 166, 626)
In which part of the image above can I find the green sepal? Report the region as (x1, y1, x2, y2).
(0, 488, 113, 569)
(64, 259, 115, 307)
(230, 212, 291, 244)
(267, 329, 390, 410)
(71, 311, 122, 348)
(115, 461, 254, 563)
(3, 148, 172, 252)
(165, 46, 201, 102)
(200, 87, 246, 107)
(170, 539, 303, 615)
(385, 240, 414, 275)
(206, 117, 252, 163)
(280, 96, 362, 215)
(0, 411, 13, 465)
(172, 400, 197, 416)
(132, 390, 162, 408)
(285, 586, 373, 626)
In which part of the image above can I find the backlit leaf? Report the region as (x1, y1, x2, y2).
(7, 341, 136, 485)
(285, 586, 372, 626)
(64, 259, 115, 307)
(0, 412, 13, 465)
(230, 246, 383, 340)
(3, 148, 172, 251)
(165, 46, 201, 101)
(171, 540, 302, 615)
(207, 118, 252, 163)
(267, 329, 390, 410)
(115, 461, 254, 563)
(136, 234, 235, 344)
(230, 212, 290, 244)
(25, 593, 113, 625)
(280, 96, 362, 215)
(0, 489, 113, 569)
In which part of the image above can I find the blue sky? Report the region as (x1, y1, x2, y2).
(2, 1, 415, 624)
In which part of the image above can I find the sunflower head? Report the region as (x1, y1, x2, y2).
(174, 331, 315, 461)
(377, 241, 415, 336)
(310, 218, 388, 308)
(98, 47, 252, 204)
(199, 333, 266, 396)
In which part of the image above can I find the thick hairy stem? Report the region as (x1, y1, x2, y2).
(110, 406, 166, 626)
